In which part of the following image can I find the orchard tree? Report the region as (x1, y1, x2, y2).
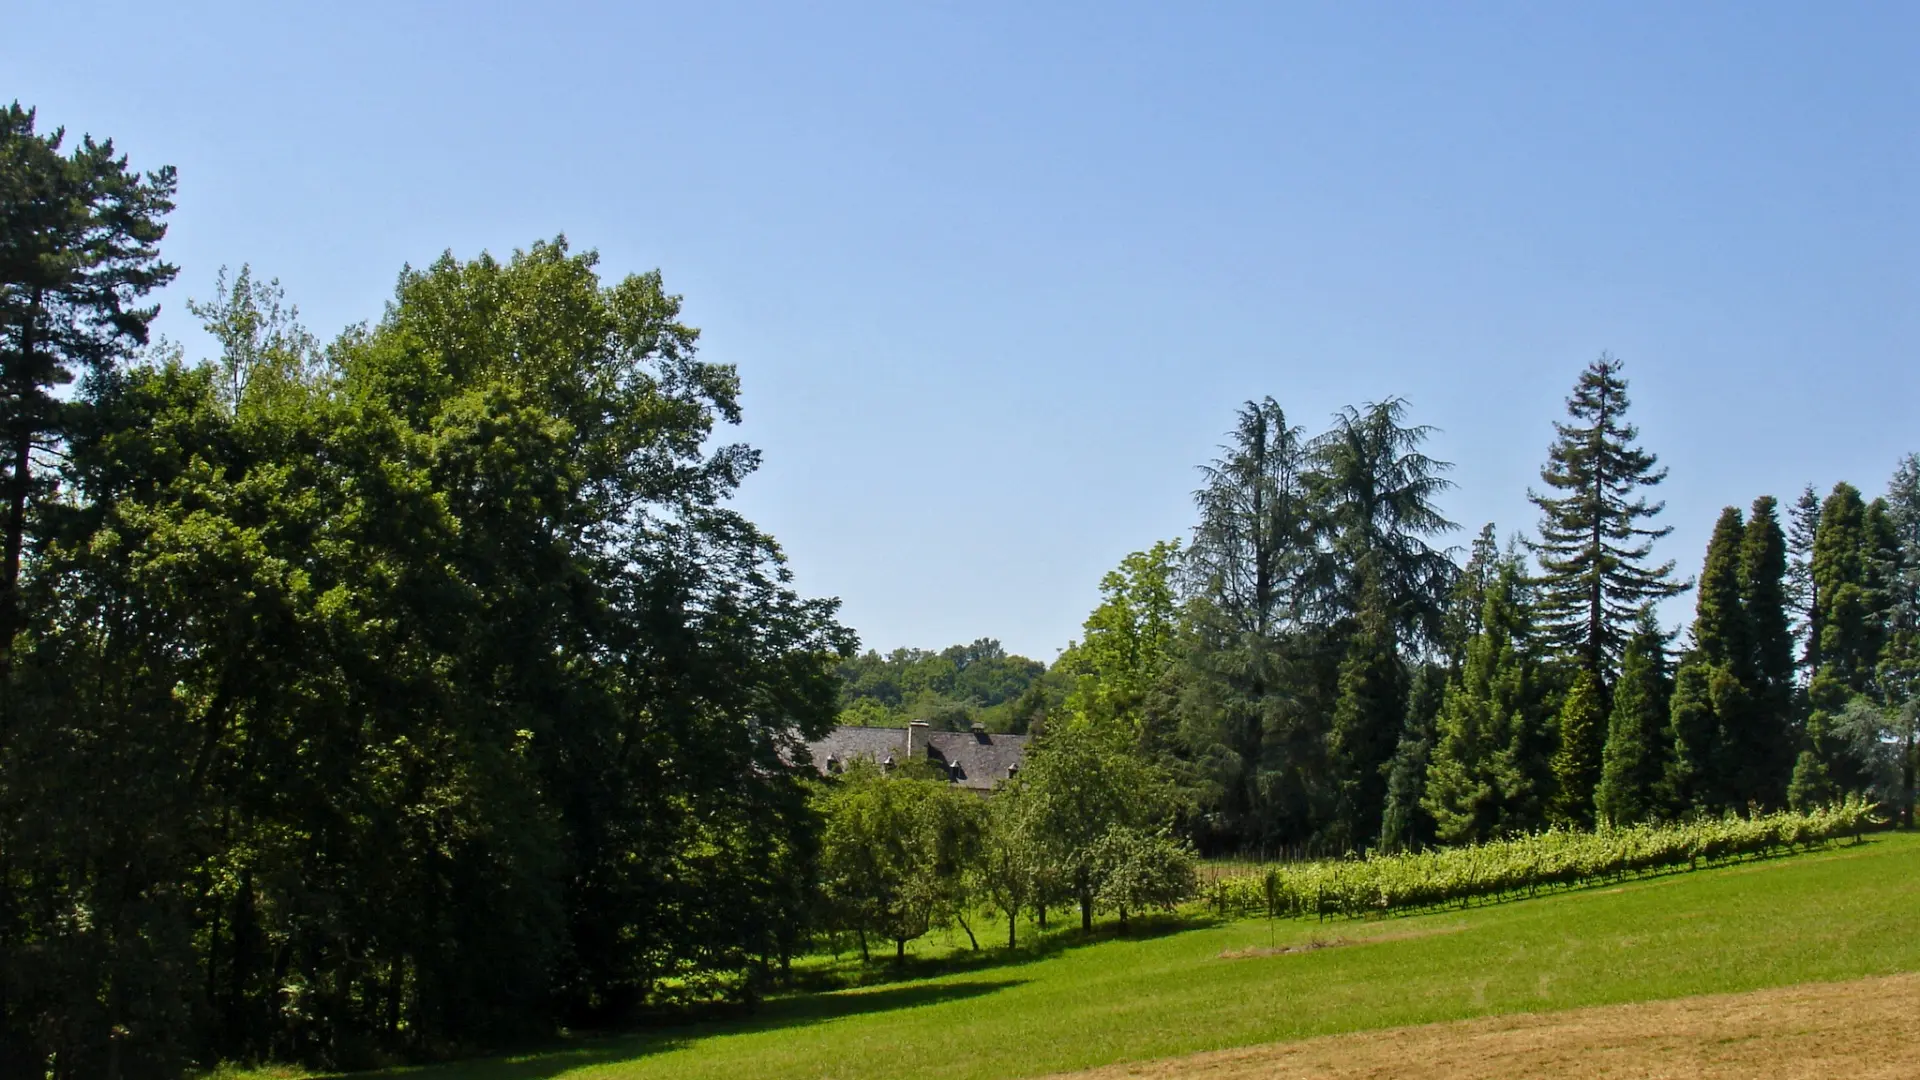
(1015, 724, 1176, 932)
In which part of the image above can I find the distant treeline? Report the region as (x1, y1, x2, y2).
(833, 639, 1056, 732)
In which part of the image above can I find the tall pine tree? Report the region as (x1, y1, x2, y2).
(0, 103, 177, 647)
(1529, 356, 1686, 692)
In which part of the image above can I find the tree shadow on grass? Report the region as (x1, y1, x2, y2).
(338, 978, 1027, 1080)
(785, 911, 1215, 994)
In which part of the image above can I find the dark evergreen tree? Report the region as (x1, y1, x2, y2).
(1326, 581, 1407, 850)
(0, 103, 177, 646)
(1442, 523, 1501, 671)
(1794, 483, 1887, 802)
(1595, 608, 1672, 824)
(1664, 507, 1750, 812)
(1307, 397, 1457, 645)
(1737, 495, 1795, 805)
(1529, 356, 1686, 691)
(1184, 398, 1315, 845)
(1311, 399, 1453, 849)
(1547, 668, 1605, 828)
(1423, 558, 1546, 842)
(1378, 663, 1446, 852)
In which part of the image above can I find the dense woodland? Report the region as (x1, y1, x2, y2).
(5, 105, 1918, 1078)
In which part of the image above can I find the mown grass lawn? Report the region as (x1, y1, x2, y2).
(260, 831, 1920, 1080)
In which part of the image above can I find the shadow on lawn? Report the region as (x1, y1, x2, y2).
(341, 978, 1027, 1080)
(788, 911, 1215, 993)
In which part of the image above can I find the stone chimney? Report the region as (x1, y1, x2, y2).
(907, 719, 930, 761)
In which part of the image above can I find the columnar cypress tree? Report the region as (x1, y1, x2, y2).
(1794, 483, 1887, 803)
(1547, 668, 1605, 828)
(1665, 508, 1749, 812)
(1595, 608, 1672, 824)
(1529, 356, 1687, 693)
(1737, 495, 1795, 805)
(1423, 560, 1544, 842)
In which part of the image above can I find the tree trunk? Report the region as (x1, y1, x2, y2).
(1006, 908, 1016, 949)
(0, 289, 40, 666)
(894, 937, 905, 963)
(1079, 891, 1093, 933)
(856, 928, 869, 963)
(956, 912, 978, 951)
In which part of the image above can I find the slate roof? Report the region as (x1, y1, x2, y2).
(807, 725, 1030, 792)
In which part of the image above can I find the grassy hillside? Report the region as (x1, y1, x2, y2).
(254, 831, 1920, 1080)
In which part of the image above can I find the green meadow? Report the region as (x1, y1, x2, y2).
(242, 830, 1920, 1080)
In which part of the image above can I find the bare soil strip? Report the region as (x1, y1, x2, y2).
(1047, 972, 1920, 1079)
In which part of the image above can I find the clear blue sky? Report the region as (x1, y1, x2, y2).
(9, 2, 1916, 660)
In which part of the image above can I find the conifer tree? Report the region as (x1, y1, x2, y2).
(1737, 495, 1795, 805)
(1423, 559, 1544, 842)
(1327, 582, 1407, 850)
(1794, 483, 1888, 801)
(1442, 524, 1501, 670)
(1875, 455, 1920, 823)
(1378, 663, 1446, 852)
(1664, 507, 1749, 812)
(1529, 356, 1686, 691)
(1787, 485, 1822, 673)
(1312, 399, 1452, 849)
(1547, 668, 1605, 828)
(0, 103, 177, 644)
(1595, 608, 1672, 824)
